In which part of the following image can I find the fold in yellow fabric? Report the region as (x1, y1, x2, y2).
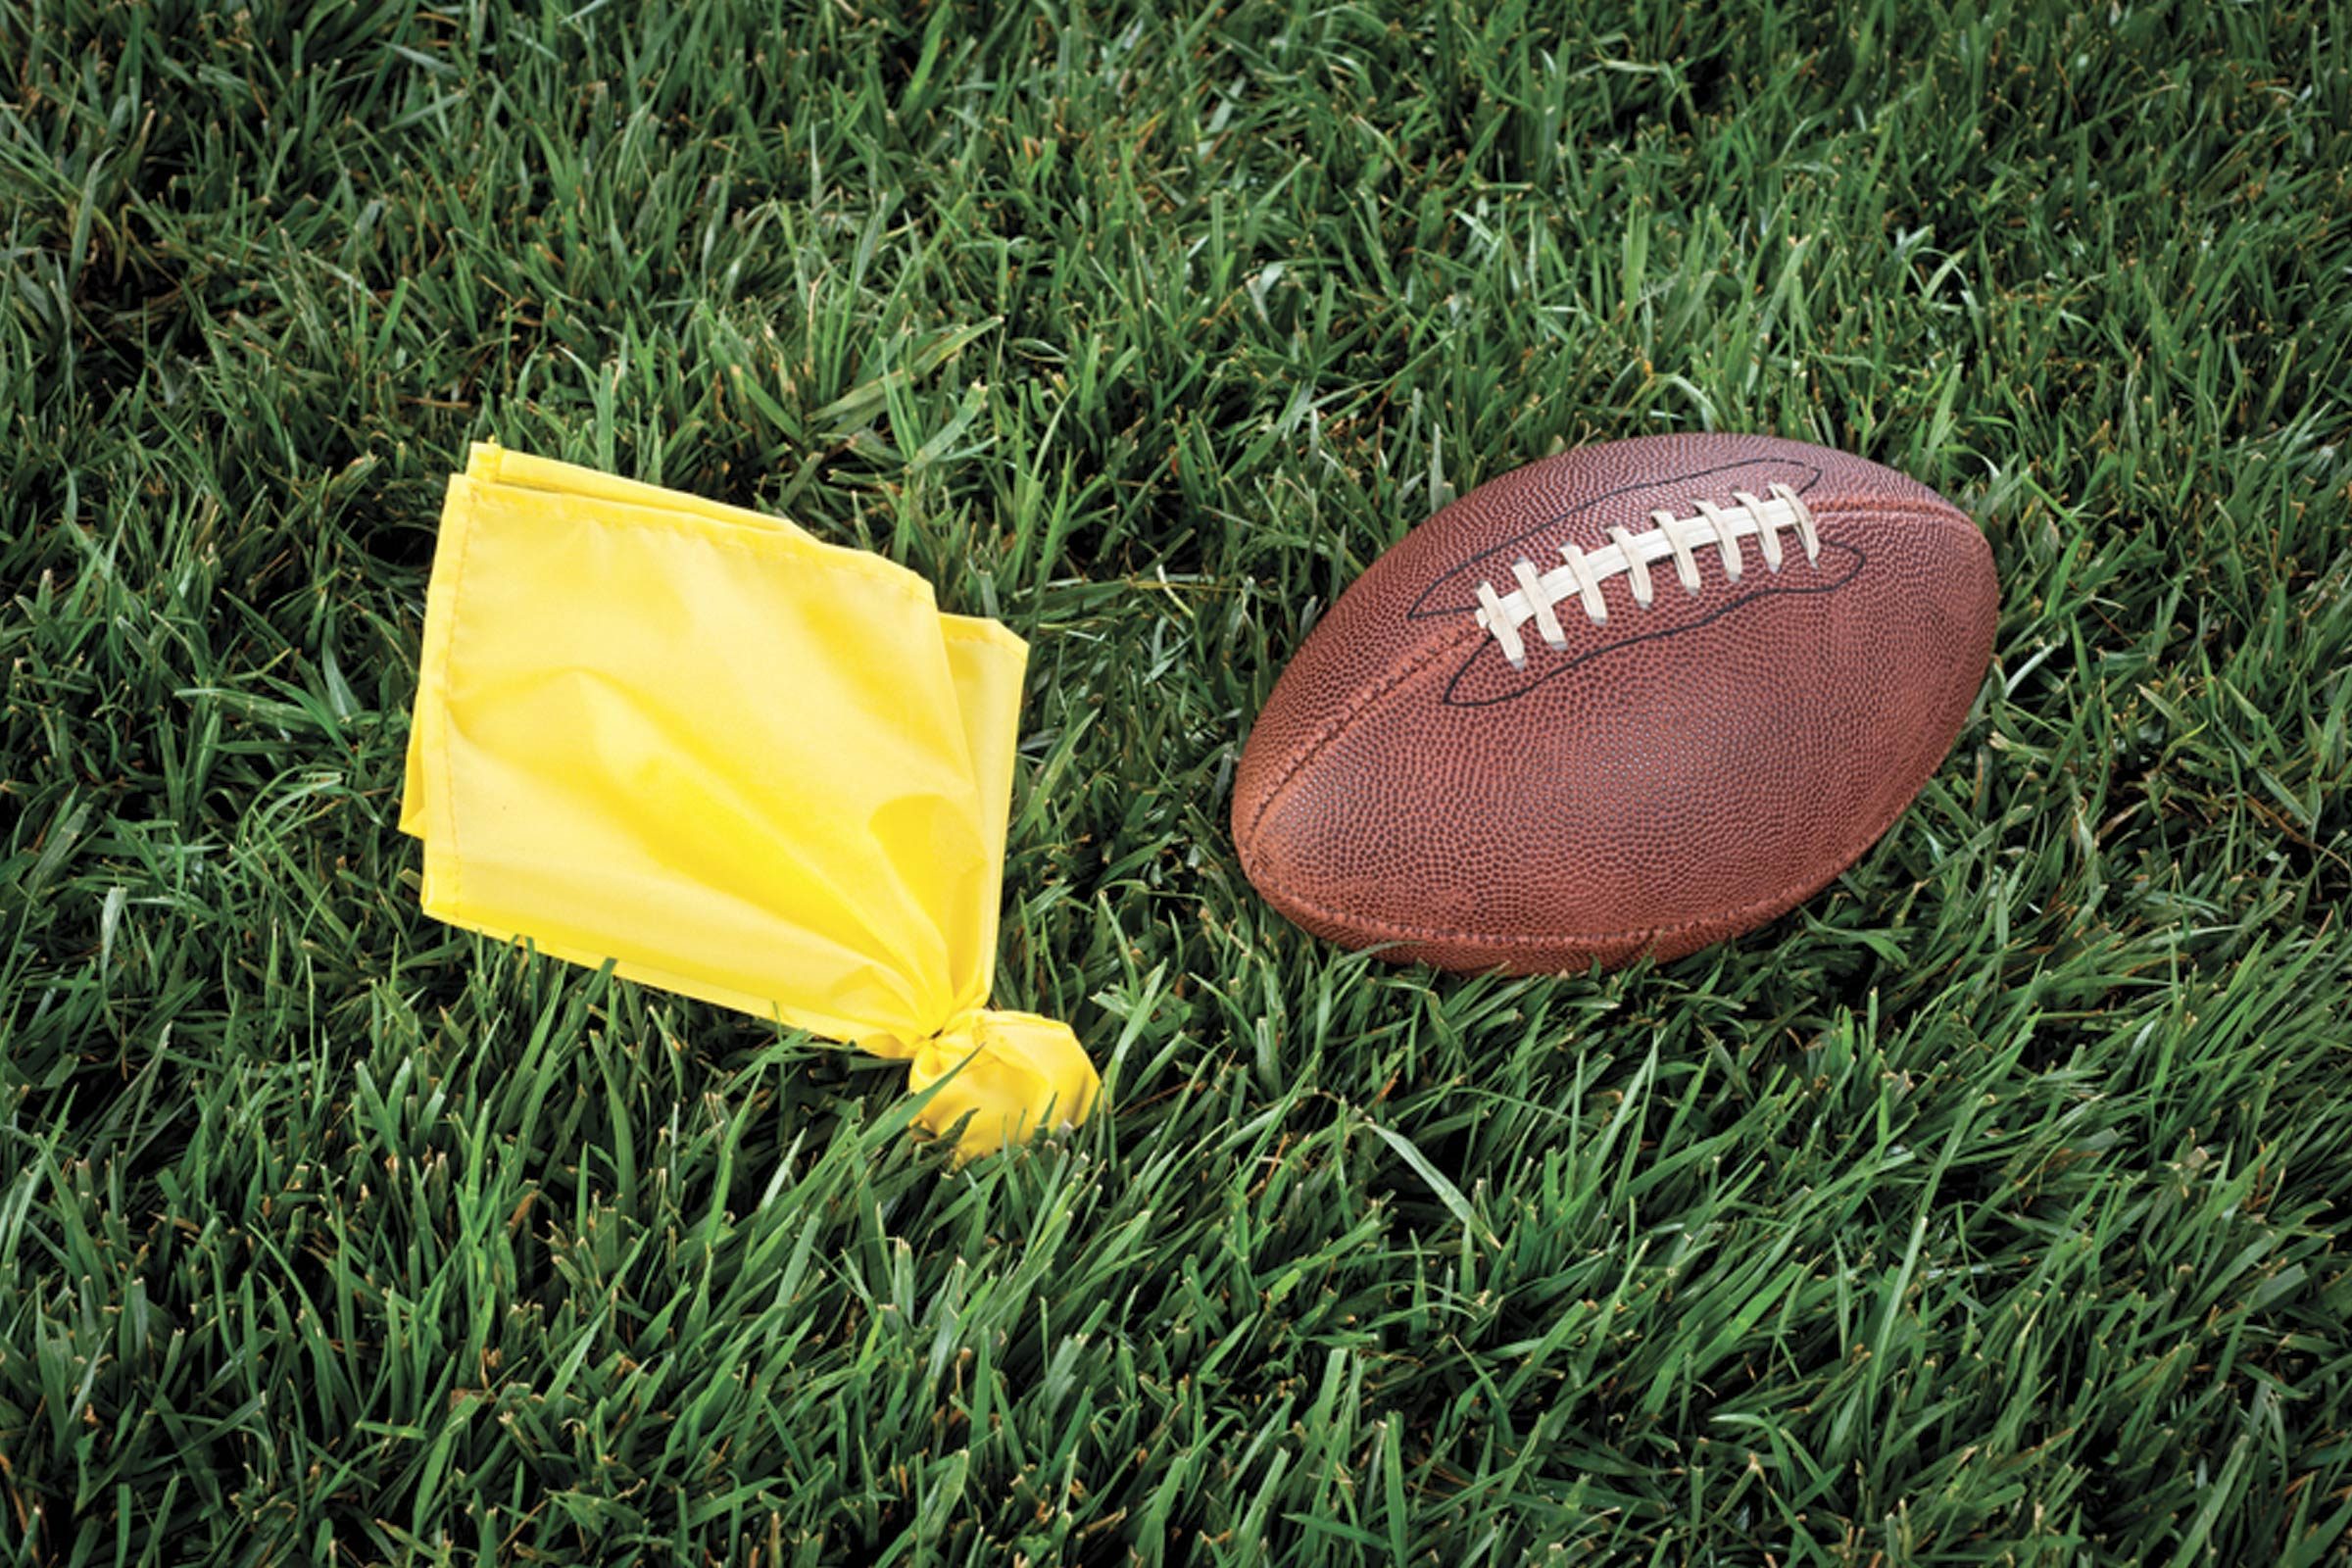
(399, 444, 1099, 1156)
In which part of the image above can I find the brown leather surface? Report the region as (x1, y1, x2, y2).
(1232, 434, 1998, 973)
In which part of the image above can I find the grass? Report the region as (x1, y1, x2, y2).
(4, 0, 2351, 1561)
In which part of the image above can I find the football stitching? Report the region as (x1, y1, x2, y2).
(1471, 482, 1823, 662)
(1442, 538, 1867, 707)
(1406, 457, 1827, 619)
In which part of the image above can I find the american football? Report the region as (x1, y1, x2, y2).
(1233, 433, 1999, 973)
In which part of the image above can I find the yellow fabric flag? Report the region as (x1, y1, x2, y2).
(399, 444, 1099, 1155)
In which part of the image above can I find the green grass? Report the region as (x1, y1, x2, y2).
(4, 0, 2351, 1561)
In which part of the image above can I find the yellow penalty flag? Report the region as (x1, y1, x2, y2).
(400, 444, 1099, 1156)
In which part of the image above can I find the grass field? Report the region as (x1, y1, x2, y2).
(6, 0, 2352, 1561)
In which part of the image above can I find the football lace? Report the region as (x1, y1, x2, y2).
(1472, 483, 1821, 667)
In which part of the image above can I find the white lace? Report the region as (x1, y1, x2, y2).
(1472, 484, 1820, 666)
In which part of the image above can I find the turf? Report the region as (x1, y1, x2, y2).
(4, 0, 2351, 1562)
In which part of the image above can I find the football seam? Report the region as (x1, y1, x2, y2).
(1238, 496, 1977, 850)
(1238, 762, 1941, 953)
(1236, 618, 1484, 847)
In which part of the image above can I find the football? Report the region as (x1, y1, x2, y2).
(1232, 433, 1998, 974)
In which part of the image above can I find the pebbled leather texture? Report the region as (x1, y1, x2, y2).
(1232, 433, 1999, 974)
